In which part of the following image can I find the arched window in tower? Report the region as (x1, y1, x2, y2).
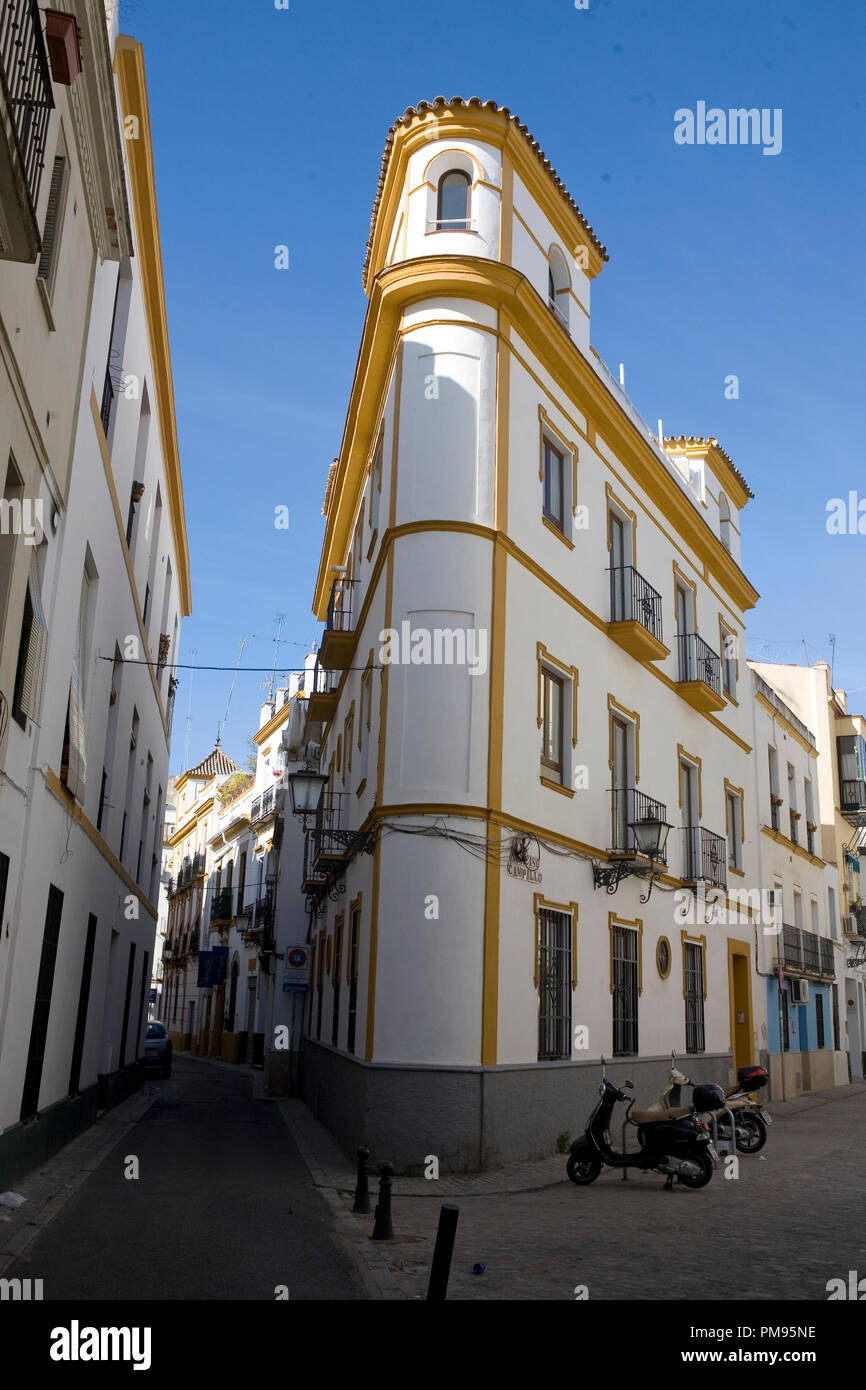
(436, 169, 471, 231)
(548, 246, 570, 326)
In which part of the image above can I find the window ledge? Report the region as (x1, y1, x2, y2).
(540, 774, 574, 798)
(728, 865, 746, 878)
(542, 516, 574, 549)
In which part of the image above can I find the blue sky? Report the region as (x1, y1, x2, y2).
(121, 0, 865, 771)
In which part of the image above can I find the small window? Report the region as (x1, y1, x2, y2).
(726, 789, 742, 870)
(436, 170, 470, 231)
(721, 626, 737, 696)
(815, 993, 825, 1049)
(537, 907, 573, 1060)
(612, 924, 639, 1056)
(542, 438, 565, 531)
(684, 941, 705, 1053)
(540, 668, 563, 780)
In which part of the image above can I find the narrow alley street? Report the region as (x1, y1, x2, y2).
(1, 1058, 366, 1301)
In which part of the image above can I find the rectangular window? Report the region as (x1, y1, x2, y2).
(68, 911, 97, 1095)
(331, 916, 343, 1048)
(721, 626, 737, 696)
(21, 885, 64, 1120)
(787, 763, 798, 843)
(347, 904, 360, 1055)
(542, 438, 564, 530)
(612, 924, 638, 1056)
(810, 897, 819, 936)
(0, 454, 24, 651)
(680, 758, 699, 879)
(815, 993, 825, 1050)
(780, 986, 790, 1052)
(541, 668, 563, 780)
(768, 747, 780, 832)
(12, 561, 48, 729)
(610, 714, 632, 850)
(368, 431, 383, 537)
(684, 942, 705, 1052)
(119, 943, 136, 1066)
(537, 907, 572, 1060)
(828, 886, 837, 939)
(726, 789, 742, 870)
(804, 777, 816, 855)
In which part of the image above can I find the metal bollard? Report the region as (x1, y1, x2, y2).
(371, 1161, 394, 1240)
(426, 1204, 460, 1300)
(352, 1147, 371, 1214)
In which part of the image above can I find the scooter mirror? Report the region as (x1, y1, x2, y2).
(623, 1079, 634, 1089)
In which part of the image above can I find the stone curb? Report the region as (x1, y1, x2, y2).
(276, 1099, 405, 1301)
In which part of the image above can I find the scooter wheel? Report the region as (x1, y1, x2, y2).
(676, 1151, 714, 1189)
(735, 1111, 767, 1154)
(567, 1151, 602, 1185)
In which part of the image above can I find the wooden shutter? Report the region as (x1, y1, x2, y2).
(37, 156, 67, 283)
(18, 565, 48, 723)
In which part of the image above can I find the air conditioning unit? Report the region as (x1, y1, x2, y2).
(842, 915, 858, 938)
(789, 978, 810, 1005)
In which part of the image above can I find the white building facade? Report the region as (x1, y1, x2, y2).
(301, 99, 764, 1170)
(0, 9, 190, 1184)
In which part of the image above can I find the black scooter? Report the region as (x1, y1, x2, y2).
(567, 1060, 717, 1190)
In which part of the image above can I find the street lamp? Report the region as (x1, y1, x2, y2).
(287, 766, 328, 828)
(591, 811, 672, 901)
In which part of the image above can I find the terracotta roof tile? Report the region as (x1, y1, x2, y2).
(663, 434, 754, 501)
(186, 745, 243, 780)
(363, 97, 609, 286)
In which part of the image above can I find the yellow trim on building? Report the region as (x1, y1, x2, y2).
(113, 37, 191, 616)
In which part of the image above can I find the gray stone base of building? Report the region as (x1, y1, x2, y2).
(0, 1063, 144, 1190)
(302, 1040, 735, 1173)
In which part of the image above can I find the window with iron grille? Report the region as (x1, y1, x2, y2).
(612, 924, 638, 1056)
(684, 941, 705, 1052)
(537, 907, 572, 1060)
(815, 992, 825, 1049)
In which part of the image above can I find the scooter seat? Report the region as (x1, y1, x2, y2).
(631, 1105, 693, 1125)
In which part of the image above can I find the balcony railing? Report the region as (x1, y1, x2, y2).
(610, 788, 669, 861)
(312, 790, 353, 868)
(250, 785, 283, 826)
(780, 925, 836, 979)
(677, 633, 722, 697)
(840, 779, 866, 821)
(211, 887, 233, 923)
(302, 829, 328, 892)
(326, 576, 358, 635)
(0, 0, 54, 234)
(682, 826, 727, 888)
(609, 567, 664, 644)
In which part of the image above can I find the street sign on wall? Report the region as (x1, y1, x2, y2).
(283, 944, 309, 993)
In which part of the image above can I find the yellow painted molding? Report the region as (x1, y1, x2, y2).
(760, 824, 826, 869)
(754, 691, 819, 757)
(45, 767, 158, 918)
(113, 38, 191, 616)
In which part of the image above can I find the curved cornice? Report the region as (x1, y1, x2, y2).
(314, 255, 759, 617)
(364, 99, 608, 292)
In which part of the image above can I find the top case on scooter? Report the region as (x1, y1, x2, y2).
(737, 1065, 768, 1091)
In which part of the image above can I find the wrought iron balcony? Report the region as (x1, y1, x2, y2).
(676, 633, 724, 714)
(607, 566, 667, 662)
(250, 785, 283, 827)
(779, 925, 836, 980)
(302, 828, 329, 894)
(840, 779, 866, 827)
(211, 887, 233, 924)
(681, 826, 727, 889)
(312, 790, 375, 873)
(306, 655, 341, 723)
(100, 365, 115, 438)
(319, 577, 359, 670)
(0, 0, 54, 262)
(609, 788, 669, 861)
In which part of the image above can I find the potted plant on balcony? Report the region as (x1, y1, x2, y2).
(44, 11, 83, 86)
(131, 480, 146, 504)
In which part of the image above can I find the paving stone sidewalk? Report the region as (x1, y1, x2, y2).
(280, 1081, 866, 1301)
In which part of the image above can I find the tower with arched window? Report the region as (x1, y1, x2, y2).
(303, 99, 760, 1171)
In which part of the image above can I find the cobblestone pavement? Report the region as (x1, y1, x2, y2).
(283, 1084, 866, 1301)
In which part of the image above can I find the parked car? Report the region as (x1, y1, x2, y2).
(143, 1020, 172, 1078)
